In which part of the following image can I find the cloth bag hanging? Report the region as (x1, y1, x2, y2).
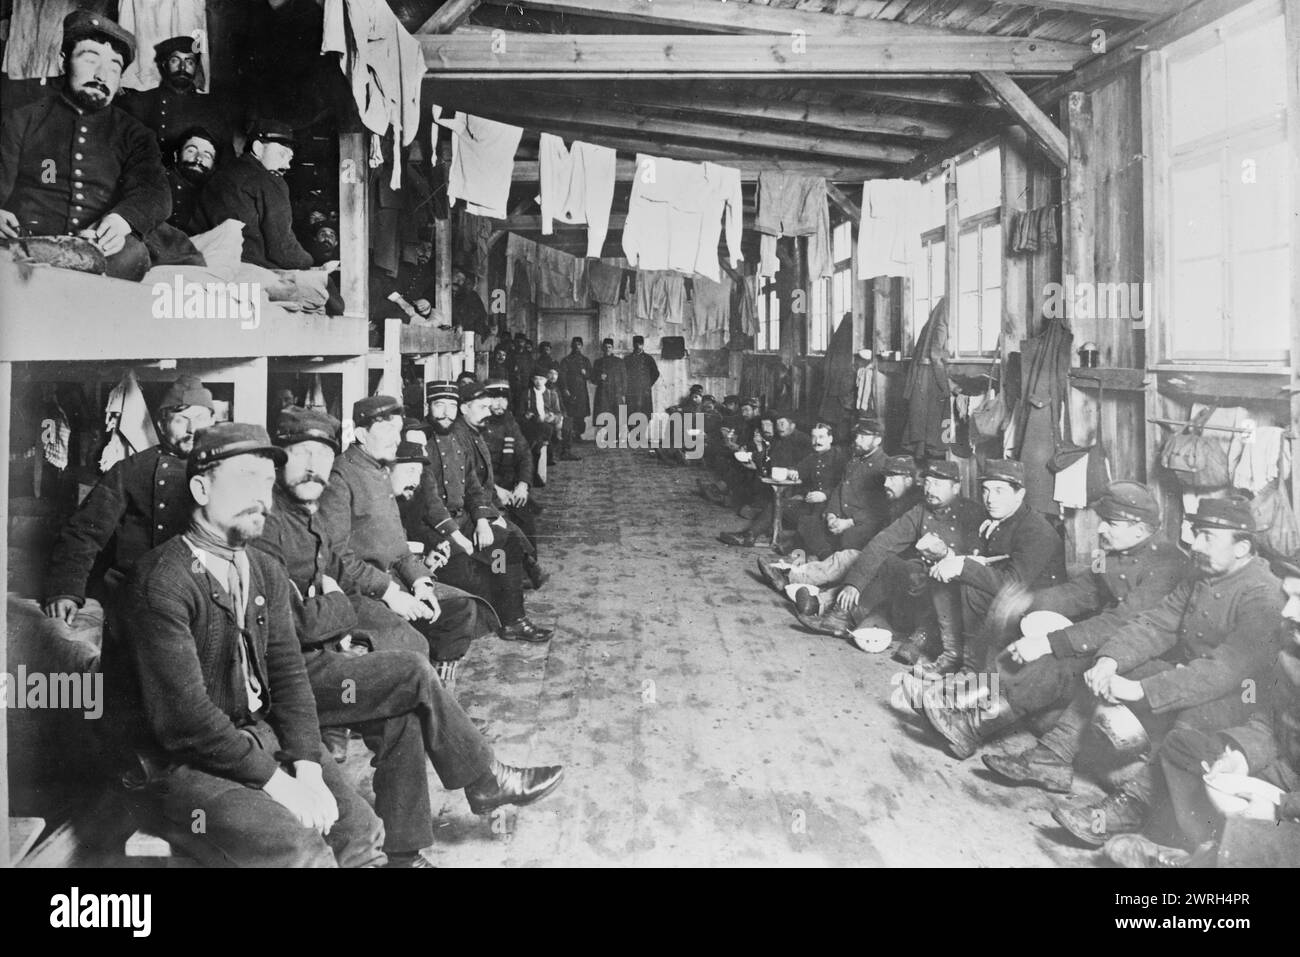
(1248, 440, 1300, 559)
(970, 343, 1011, 441)
(1160, 406, 1231, 489)
(1048, 377, 1112, 506)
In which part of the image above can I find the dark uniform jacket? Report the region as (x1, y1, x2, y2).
(826, 447, 889, 537)
(117, 86, 232, 159)
(318, 444, 426, 589)
(0, 93, 170, 237)
(794, 447, 847, 497)
(452, 285, 490, 336)
(120, 536, 323, 786)
(1097, 556, 1283, 716)
(254, 485, 393, 646)
(43, 445, 190, 605)
(165, 166, 201, 232)
(770, 429, 813, 471)
(1219, 642, 1300, 822)
(954, 499, 1066, 595)
(1042, 539, 1189, 659)
(407, 425, 498, 545)
(558, 352, 592, 418)
(508, 352, 535, 406)
(454, 418, 497, 490)
(842, 495, 985, 595)
(191, 154, 313, 269)
(482, 411, 533, 489)
(624, 351, 660, 398)
(592, 355, 627, 413)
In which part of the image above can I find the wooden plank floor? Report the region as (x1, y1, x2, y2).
(349, 446, 1103, 867)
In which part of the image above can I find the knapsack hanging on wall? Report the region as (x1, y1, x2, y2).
(1247, 439, 1300, 559)
(1160, 405, 1231, 489)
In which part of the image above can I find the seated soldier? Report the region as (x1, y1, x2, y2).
(698, 396, 760, 507)
(717, 411, 814, 547)
(982, 499, 1282, 849)
(1106, 551, 1300, 868)
(0, 11, 171, 280)
(256, 408, 563, 866)
(480, 379, 548, 589)
(921, 480, 1186, 760)
(795, 417, 890, 559)
(164, 125, 217, 232)
(117, 35, 231, 159)
(519, 368, 563, 469)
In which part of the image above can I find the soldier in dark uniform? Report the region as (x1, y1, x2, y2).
(0, 11, 170, 281)
(922, 480, 1188, 759)
(43, 375, 214, 623)
(316, 395, 495, 670)
(508, 338, 536, 415)
(796, 417, 890, 559)
(450, 262, 490, 337)
(191, 119, 314, 270)
(917, 458, 1066, 678)
(407, 382, 553, 644)
(533, 341, 558, 377)
(256, 408, 563, 866)
(117, 35, 232, 159)
(717, 412, 814, 547)
(558, 336, 593, 444)
(623, 335, 659, 418)
(592, 338, 627, 437)
(163, 125, 217, 232)
(481, 379, 548, 589)
(700, 396, 758, 503)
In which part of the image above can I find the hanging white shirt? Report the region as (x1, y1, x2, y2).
(538, 133, 617, 258)
(436, 112, 523, 219)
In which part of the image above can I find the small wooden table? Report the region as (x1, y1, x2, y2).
(760, 476, 803, 548)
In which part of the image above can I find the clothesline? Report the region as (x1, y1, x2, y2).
(1148, 417, 1296, 440)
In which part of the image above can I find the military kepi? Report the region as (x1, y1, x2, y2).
(158, 374, 214, 412)
(1188, 497, 1255, 534)
(883, 455, 918, 477)
(273, 406, 340, 452)
(354, 394, 403, 427)
(189, 422, 286, 475)
(981, 459, 1026, 487)
(63, 11, 136, 67)
(425, 380, 459, 403)
(923, 460, 961, 482)
(1096, 480, 1161, 526)
(393, 440, 429, 465)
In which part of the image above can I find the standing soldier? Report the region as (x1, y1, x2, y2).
(117, 35, 231, 158)
(623, 335, 660, 418)
(558, 336, 593, 445)
(592, 338, 627, 443)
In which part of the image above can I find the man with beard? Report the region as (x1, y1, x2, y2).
(623, 335, 659, 418)
(412, 381, 551, 643)
(254, 408, 564, 866)
(0, 11, 170, 281)
(592, 338, 626, 438)
(118, 35, 231, 159)
(480, 379, 548, 588)
(795, 417, 890, 559)
(43, 375, 214, 624)
(164, 126, 217, 232)
(449, 262, 490, 338)
(317, 395, 496, 670)
(191, 120, 314, 270)
(558, 336, 593, 445)
(717, 412, 814, 547)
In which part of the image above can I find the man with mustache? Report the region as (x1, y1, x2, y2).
(0, 11, 171, 281)
(42, 375, 214, 625)
(254, 408, 563, 866)
(118, 35, 231, 159)
(795, 417, 891, 559)
(191, 119, 314, 270)
(163, 126, 218, 232)
(983, 498, 1282, 849)
(479, 379, 549, 589)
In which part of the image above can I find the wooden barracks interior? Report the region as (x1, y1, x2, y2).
(1, 0, 1298, 868)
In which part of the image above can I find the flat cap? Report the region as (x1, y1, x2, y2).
(249, 119, 295, 146)
(853, 418, 885, 437)
(425, 380, 460, 403)
(273, 406, 340, 452)
(740, 396, 761, 409)
(459, 379, 490, 403)
(632, 335, 645, 345)
(530, 367, 550, 380)
(63, 11, 136, 68)
(1188, 497, 1256, 534)
(689, 384, 704, 394)
(393, 440, 429, 465)
(602, 337, 615, 346)
(154, 35, 199, 60)
(923, 460, 961, 482)
(353, 394, 403, 426)
(485, 379, 511, 397)
(158, 374, 213, 413)
(883, 455, 918, 477)
(981, 459, 1026, 487)
(723, 394, 740, 405)
(189, 422, 285, 476)
(1096, 480, 1160, 526)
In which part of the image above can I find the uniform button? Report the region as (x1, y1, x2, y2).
(1214, 593, 1222, 599)
(1119, 574, 1126, 580)
(159, 481, 165, 486)
(159, 503, 166, 509)
(157, 524, 165, 530)
(79, 126, 87, 133)
(75, 193, 84, 200)
(74, 170, 82, 176)
(75, 153, 83, 160)
(78, 137, 86, 144)
(1196, 632, 1204, 638)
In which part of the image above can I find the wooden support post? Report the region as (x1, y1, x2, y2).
(944, 164, 960, 350)
(340, 354, 368, 440)
(1288, 0, 1300, 517)
(0, 360, 10, 869)
(436, 142, 455, 379)
(382, 318, 403, 398)
(339, 131, 369, 318)
(976, 71, 1069, 169)
(228, 357, 269, 427)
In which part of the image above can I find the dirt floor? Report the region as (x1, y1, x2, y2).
(345, 446, 1108, 867)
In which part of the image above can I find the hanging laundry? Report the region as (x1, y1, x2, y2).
(41, 397, 71, 472)
(703, 162, 744, 270)
(755, 172, 832, 280)
(99, 370, 158, 473)
(322, 0, 424, 189)
(455, 209, 494, 280)
(437, 112, 523, 219)
(1229, 425, 1289, 493)
(637, 271, 687, 327)
(857, 179, 922, 280)
(118, 0, 210, 93)
(736, 273, 759, 338)
(305, 375, 329, 414)
(588, 261, 625, 306)
(622, 154, 738, 282)
(1, 0, 86, 80)
(691, 273, 731, 336)
(902, 299, 953, 460)
(538, 133, 616, 258)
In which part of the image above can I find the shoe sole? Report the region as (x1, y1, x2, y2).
(468, 768, 565, 815)
(981, 755, 1073, 793)
(1050, 805, 1112, 848)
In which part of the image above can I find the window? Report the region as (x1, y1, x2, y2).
(912, 148, 1003, 356)
(755, 279, 780, 352)
(1159, 0, 1291, 362)
(810, 221, 854, 353)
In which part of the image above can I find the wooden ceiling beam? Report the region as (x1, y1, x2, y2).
(825, 183, 863, 224)
(991, 0, 1181, 19)
(416, 0, 481, 34)
(976, 71, 1068, 168)
(510, 160, 886, 183)
(418, 33, 1089, 75)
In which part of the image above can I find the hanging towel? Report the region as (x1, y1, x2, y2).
(322, 0, 424, 189)
(588, 261, 625, 305)
(118, 0, 210, 93)
(538, 133, 617, 258)
(437, 113, 522, 219)
(99, 370, 159, 472)
(755, 172, 831, 279)
(857, 179, 922, 280)
(1229, 425, 1288, 493)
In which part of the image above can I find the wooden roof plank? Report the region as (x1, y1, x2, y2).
(416, 0, 481, 34)
(976, 69, 1068, 166)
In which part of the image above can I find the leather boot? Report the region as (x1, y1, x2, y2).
(434, 659, 459, 697)
(923, 692, 1019, 760)
(1052, 788, 1149, 848)
(523, 557, 549, 590)
(920, 624, 964, 677)
(718, 530, 757, 547)
(756, 556, 790, 592)
(464, 759, 565, 815)
(892, 626, 933, 666)
(1104, 834, 1215, 869)
(982, 745, 1074, 792)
